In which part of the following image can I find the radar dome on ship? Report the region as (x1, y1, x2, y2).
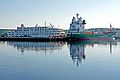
(82, 20, 86, 24)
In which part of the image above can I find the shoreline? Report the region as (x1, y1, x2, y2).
(0, 37, 69, 42)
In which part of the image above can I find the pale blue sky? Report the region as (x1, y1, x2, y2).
(0, 0, 120, 29)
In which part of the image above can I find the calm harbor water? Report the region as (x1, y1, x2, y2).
(0, 40, 120, 80)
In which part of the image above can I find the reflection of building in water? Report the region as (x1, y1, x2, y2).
(7, 41, 65, 53)
(70, 43, 85, 66)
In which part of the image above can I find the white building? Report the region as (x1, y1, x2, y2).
(6, 24, 65, 38)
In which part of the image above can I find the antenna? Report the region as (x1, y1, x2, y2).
(45, 21, 46, 26)
(110, 24, 112, 32)
(58, 25, 59, 29)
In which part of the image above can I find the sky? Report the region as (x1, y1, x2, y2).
(0, 0, 120, 29)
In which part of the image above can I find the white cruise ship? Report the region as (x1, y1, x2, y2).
(6, 24, 65, 38)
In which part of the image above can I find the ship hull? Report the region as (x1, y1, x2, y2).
(68, 33, 113, 41)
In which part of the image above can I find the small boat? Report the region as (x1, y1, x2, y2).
(67, 13, 112, 41)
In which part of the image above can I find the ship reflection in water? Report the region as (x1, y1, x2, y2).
(7, 41, 66, 54)
(1, 40, 120, 80)
(69, 42, 85, 66)
(68, 40, 117, 66)
(6, 40, 117, 66)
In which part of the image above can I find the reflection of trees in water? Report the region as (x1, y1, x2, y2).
(7, 41, 65, 54)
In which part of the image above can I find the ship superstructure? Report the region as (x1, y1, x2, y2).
(67, 13, 112, 41)
(6, 24, 65, 38)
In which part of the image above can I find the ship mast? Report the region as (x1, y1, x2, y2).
(76, 13, 79, 21)
(110, 24, 112, 32)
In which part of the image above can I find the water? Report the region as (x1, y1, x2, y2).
(0, 40, 120, 80)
